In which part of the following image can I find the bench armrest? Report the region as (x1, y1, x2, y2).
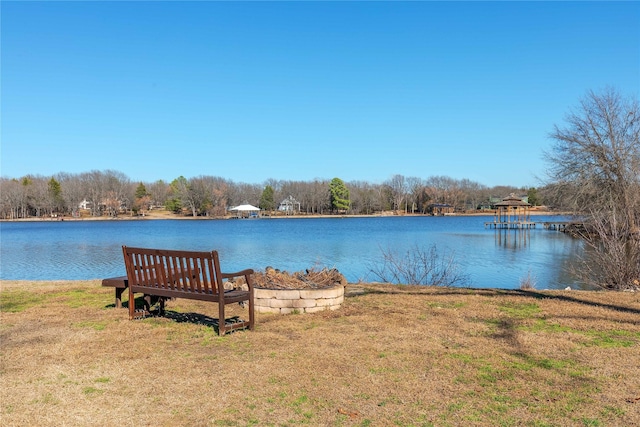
(220, 269, 255, 289)
(220, 268, 254, 278)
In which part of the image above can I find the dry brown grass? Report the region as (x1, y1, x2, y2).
(1, 280, 639, 427)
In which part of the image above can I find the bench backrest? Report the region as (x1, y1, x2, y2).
(122, 246, 224, 295)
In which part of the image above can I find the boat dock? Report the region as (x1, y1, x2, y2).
(484, 221, 537, 229)
(484, 221, 570, 231)
(485, 195, 571, 231)
(542, 221, 569, 231)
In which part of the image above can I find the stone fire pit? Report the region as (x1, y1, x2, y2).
(250, 267, 347, 314)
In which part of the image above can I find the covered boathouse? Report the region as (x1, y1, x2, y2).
(485, 194, 535, 229)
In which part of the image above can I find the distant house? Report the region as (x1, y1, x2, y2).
(489, 196, 503, 206)
(278, 196, 300, 214)
(78, 197, 126, 216)
(427, 203, 454, 216)
(78, 199, 92, 210)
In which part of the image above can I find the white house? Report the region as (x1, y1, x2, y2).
(78, 199, 92, 210)
(278, 196, 300, 213)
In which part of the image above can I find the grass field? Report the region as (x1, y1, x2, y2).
(1, 280, 639, 426)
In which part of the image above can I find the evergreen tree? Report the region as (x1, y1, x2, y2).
(165, 177, 186, 213)
(47, 177, 64, 213)
(260, 185, 275, 212)
(135, 182, 148, 199)
(329, 177, 350, 213)
(527, 187, 540, 206)
(133, 182, 151, 215)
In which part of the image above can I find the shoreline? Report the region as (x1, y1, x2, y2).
(0, 279, 606, 293)
(0, 209, 572, 222)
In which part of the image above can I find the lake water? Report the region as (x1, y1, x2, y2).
(0, 216, 588, 290)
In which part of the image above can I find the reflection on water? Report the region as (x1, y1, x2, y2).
(0, 216, 588, 290)
(484, 227, 592, 290)
(494, 229, 529, 250)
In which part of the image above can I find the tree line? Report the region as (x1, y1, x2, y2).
(0, 170, 540, 220)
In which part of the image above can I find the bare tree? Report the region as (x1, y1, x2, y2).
(57, 172, 86, 217)
(0, 178, 23, 219)
(169, 176, 198, 217)
(545, 88, 640, 290)
(546, 89, 639, 216)
(425, 176, 461, 210)
(370, 244, 470, 287)
(348, 180, 379, 215)
(406, 177, 423, 214)
(204, 176, 231, 216)
(293, 181, 313, 215)
(79, 170, 106, 216)
(229, 181, 261, 208)
(387, 174, 406, 213)
(415, 186, 432, 214)
(103, 170, 131, 217)
(460, 179, 488, 211)
(27, 175, 51, 217)
(147, 180, 171, 209)
(577, 210, 640, 289)
(308, 179, 329, 214)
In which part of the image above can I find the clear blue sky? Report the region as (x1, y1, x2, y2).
(2, 1, 638, 188)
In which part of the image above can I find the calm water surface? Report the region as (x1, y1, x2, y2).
(0, 216, 587, 289)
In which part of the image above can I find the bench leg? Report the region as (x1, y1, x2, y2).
(114, 287, 125, 309)
(144, 295, 152, 312)
(142, 295, 165, 313)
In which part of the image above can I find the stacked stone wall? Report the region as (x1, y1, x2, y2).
(254, 285, 345, 314)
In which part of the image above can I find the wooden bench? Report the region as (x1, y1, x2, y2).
(122, 246, 255, 335)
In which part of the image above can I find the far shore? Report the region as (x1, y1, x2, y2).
(1, 208, 572, 222)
